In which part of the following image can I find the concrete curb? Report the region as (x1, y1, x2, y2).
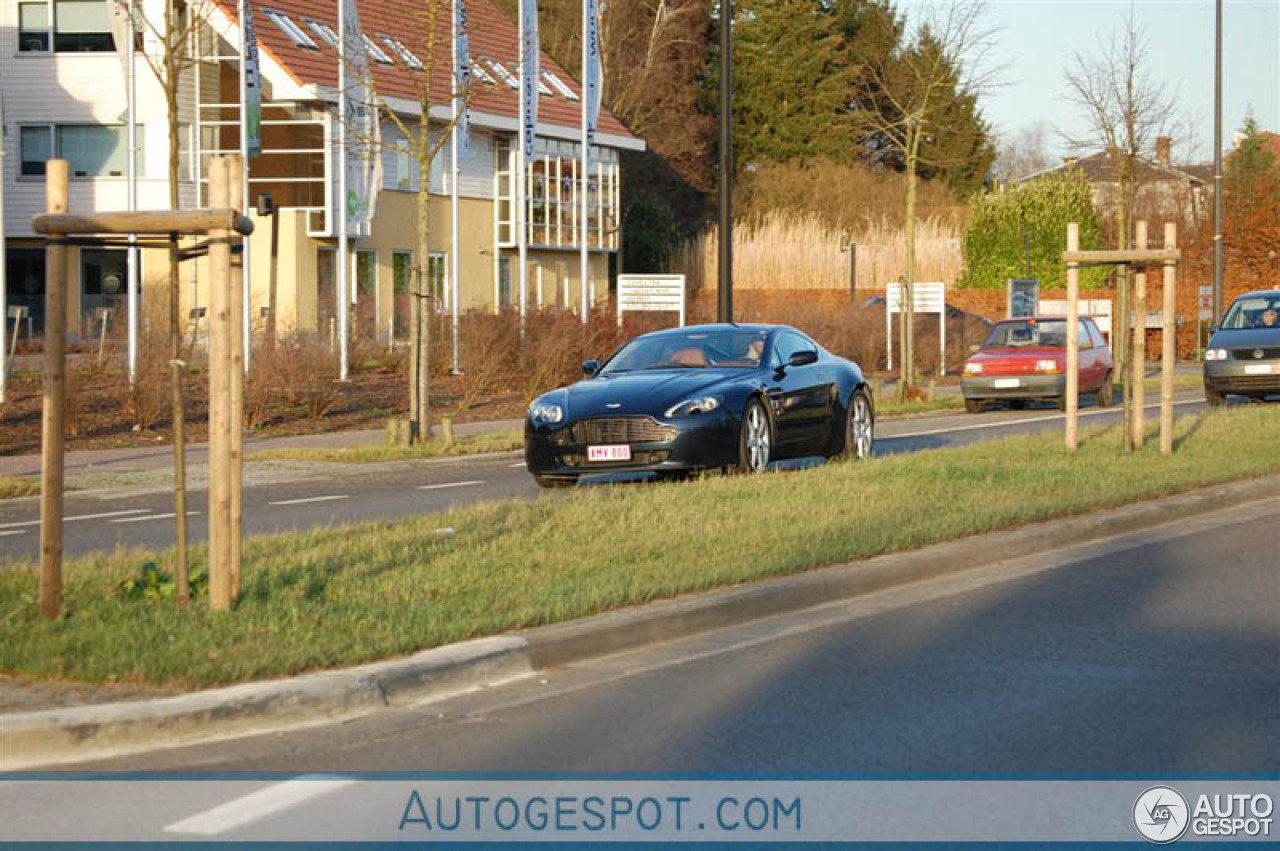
(3, 473, 1276, 769)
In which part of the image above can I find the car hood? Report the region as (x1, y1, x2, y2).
(1207, 328, 1280, 349)
(563, 369, 751, 418)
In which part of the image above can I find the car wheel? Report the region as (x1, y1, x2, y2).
(964, 398, 983, 414)
(735, 398, 772, 474)
(534, 475, 578, 489)
(1096, 376, 1114, 407)
(843, 389, 875, 460)
(1205, 387, 1226, 407)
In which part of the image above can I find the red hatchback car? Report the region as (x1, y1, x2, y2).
(961, 316, 1114, 413)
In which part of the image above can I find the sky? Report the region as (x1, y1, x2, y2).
(904, 0, 1280, 164)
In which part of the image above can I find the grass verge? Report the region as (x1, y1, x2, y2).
(249, 429, 524, 464)
(0, 477, 39, 500)
(2, 405, 1276, 689)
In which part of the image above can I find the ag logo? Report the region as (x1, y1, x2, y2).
(1134, 786, 1190, 843)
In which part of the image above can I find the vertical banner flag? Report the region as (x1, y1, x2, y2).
(454, 0, 472, 155)
(342, 0, 382, 237)
(584, 0, 601, 145)
(241, 0, 262, 158)
(107, 0, 132, 80)
(520, 0, 539, 159)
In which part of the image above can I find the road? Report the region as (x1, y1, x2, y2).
(0, 395, 1210, 559)
(5, 495, 1275, 840)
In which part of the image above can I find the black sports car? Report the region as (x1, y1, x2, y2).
(524, 324, 875, 488)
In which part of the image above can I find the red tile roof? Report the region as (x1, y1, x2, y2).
(213, 0, 634, 141)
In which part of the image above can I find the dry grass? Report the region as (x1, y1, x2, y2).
(675, 212, 964, 293)
(250, 429, 524, 464)
(0, 477, 39, 499)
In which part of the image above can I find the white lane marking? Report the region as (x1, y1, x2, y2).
(111, 511, 198, 524)
(419, 480, 485, 491)
(0, 508, 152, 530)
(268, 495, 350, 506)
(0, 530, 25, 538)
(164, 776, 357, 836)
(508, 461, 527, 468)
(888, 398, 1204, 440)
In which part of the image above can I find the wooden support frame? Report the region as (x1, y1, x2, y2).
(1062, 222, 1181, 457)
(36, 156, 246, 618)
(1132, 222, 1147, 449)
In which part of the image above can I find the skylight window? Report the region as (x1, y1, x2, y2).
(263, 9, 317, 49)
(470, 61, 496, 85)
(362, 33, 394, 64)
(484, 58, 519, 90)
(303, 18, 339, 49)
(542, 70, 578, 100)
(380, 35, 423, 70)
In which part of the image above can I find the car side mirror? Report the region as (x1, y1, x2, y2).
(788, 350, 819, 368)
(582, 359, 601, 376)
(1209, 324, 1219, 335)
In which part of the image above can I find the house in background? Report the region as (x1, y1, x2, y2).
(1019, 136, 1211, 238)
(1, 0, 643, 340)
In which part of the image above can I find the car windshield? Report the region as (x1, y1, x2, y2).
(1221, 296, 1280, 330)
(600, 330, 770, 373)
(982, 319, 1068, 349)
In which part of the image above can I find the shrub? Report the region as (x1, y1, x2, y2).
(275, 338, 342, 421)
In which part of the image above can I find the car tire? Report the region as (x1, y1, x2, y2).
(964, 398, 983, 414)
(1205, 387, 1226, 407)
(842, 389, 875, 460)
(534, 475, 578, 489)
(734, 398, 773, 474)
(1096, 376, 1114, 407)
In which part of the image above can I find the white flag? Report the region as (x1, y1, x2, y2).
(342, 0, 381, 237)
(107, 0, 133, 82)
(584, 0, 601, 146)
(454, 0, 471, 155)
(520, 0, 539, 159)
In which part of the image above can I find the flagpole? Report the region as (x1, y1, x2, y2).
(336, 0, 350, 381)
(126, 0, 138, 384)
(449, 0, 462, 375)
(0, 96, 7, 405)
(238, 0, 252, 372)
(579, 0, 589, 324)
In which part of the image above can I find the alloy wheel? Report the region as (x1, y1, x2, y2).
(849, 393, 874, 459)
(745, 403, 771, 472)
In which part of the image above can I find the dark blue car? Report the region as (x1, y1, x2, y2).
(524, 324, 875, 488)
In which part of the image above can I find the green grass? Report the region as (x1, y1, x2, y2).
(876, 395, 966, 417)
(249, 430, 524, 464)
(2, 405, 1277, 690)
(0, 477, 39, 500)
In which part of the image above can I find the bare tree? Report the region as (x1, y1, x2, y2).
(372, 0, 471, 443)
(852, 0, 1000, 399)
(134, 0, 209, 603)
(994, 122, 1053, 184)
(1063, 13, 1177, 252)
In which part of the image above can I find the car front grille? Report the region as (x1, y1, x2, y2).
(1230, 348, 1280, 359)
(570, 417, 677, 445)
(1213, 375, 1280, 391)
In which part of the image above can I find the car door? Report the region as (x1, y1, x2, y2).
(1074, 318, 1098, 391)
(1086, 319, 1111, 389)
(766, 331, 834, 454)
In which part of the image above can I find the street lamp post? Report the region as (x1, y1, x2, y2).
(1213, 0, 1224, 323)
(717, 0, 733, 324)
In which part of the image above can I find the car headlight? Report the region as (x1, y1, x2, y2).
(1205, 348, 1228, 362)
(964, 362, 983, 375)
(664, 396, 721, 418)
(1034, 359, 1061, 373)
(529, 401, 564, 425)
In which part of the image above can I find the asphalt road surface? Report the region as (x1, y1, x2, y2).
(0, 395, 1213, 560)
(7, 495, 1275, 840)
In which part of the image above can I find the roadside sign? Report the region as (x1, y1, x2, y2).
(1007, 278, 1040, 318)
(1198, 285, 1213, 321)
(617, 274, 685, 328)
(885, 281, 947, 375)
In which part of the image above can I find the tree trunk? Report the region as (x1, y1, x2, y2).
(165, 14, 189, 603)
(898, 128, 921, 402)
(410, 172, 432, 442)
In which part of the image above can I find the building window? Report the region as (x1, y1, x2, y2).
(303, 17, 339, 48)
(21, 124, 139, 178)
(362, 33, 394, 65)
(379, 35, 423, 71)
(428, 253, 447, 308)
(392, 251, 413, 338)
(263, 9, 318, 49)
(81, 249, 129, 329)
(484, 58, 519, 90)
(470, 61, 496, 86)
(18, 0, 114, 52)
(541, 70, 578, 101)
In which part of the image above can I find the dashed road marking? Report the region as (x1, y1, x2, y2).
(164, 776, 357, 835)
(0, 530, 25, 538)
(508, 461, 527, 468)
(0, 508, 152, 529)
(268, 495, 350, 506)
(888, 397, 1204, 440)
(111, 511, 199, 524)
(418, 480, 485, 491)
